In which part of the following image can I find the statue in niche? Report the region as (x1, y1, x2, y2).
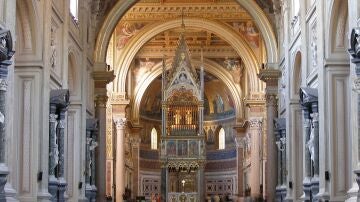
(174, 110, 182, 125)
(244, 133, 251, 156)
(307, 122, 315, 163)
(185, 110, 192, 125)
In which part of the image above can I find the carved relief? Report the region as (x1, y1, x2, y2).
(310, 23, 318, 68)
(50, 26, 57, 69)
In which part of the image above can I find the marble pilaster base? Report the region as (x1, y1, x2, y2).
(58, 178, 67, 202)
(91, 185, 97, 202)
(5, 183, 18, 202)
(85, 183, 92, 201)
(49, 177, 59, 202)
(301, 177, 312, 201)
(276, 186, 282, 202)
(280, 185, 287, 202)
(310, 176, 319, 201)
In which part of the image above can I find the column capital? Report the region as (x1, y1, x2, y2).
(113, 116, 127, 129)
(249, 117, 263, 128)
(95, 95, 108, 108)
(130, 136, 141, 147)
(233, 120, 249, 134)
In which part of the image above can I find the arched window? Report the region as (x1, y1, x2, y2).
(218, 128, 225, 150)
(70, 0, 79, 21)
(151, 128, 157, 150)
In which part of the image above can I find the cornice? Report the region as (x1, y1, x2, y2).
(258, 68, 281, 86)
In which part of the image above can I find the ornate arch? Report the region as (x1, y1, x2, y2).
(113, 18, 260, 93)
(132, 58, 244, 124)
(94, 0, 278, 68)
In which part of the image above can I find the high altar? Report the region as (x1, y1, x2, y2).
(160, 31, 206, 202)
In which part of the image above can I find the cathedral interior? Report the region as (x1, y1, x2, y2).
(1, 0, 360, 201)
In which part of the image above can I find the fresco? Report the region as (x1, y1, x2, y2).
(115, 22, 146, 49)
(229, 21, 260, 48)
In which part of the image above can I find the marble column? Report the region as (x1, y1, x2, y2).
(0, 29, 14, 200)
(301, 107, 312, 201)
(49, 89, 69, 202)
(258, 68, 281, 201)
(275, 125, 282, 201)
(311, 104, 319, 198)
(95, 95, 107, 201)
(234, 134, 245, 198)
(114, 117, 126, 202)
(58, 108, 67, 202)
(234, 121, 249, 199)
(48, 104, 59, 201)
(265, 94, 278, 201)
(161, 166, 167, 201)
(348, 27, 360, 200)
(197, 165, 205, 202)
(130, 133, 141, 197)
(90, 125, 98, 202)
(278, 119, 287, 201)
(85, 128, 92, 200)
(249, 117, 263, 199)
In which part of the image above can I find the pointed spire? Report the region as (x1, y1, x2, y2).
(162, 52, 166, 101)
(181, 8, 185, 33)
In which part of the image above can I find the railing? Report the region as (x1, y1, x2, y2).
(168, 192, 197, 202)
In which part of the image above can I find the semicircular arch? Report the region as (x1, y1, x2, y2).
(94, 0, 278, 65)
(114, 18, 260, 93)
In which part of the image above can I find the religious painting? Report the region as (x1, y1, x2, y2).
(115, 22, 145, 49)
(229, 21, 260, 48)
(167, 140, 177, 156)
(188, 140, 198, 156)
(177, 140, 188, 156)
